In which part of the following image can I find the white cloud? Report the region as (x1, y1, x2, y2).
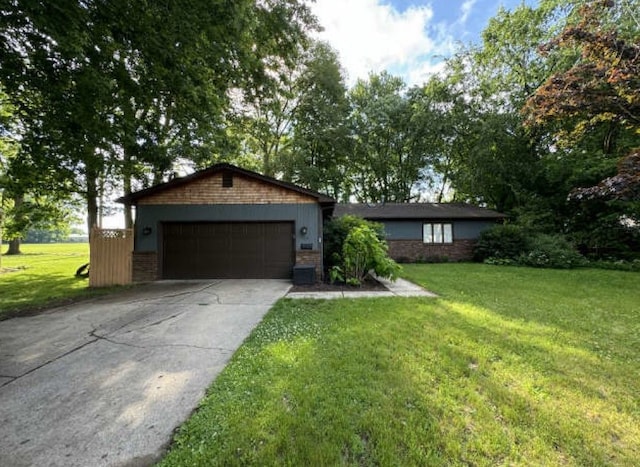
(309, 0, 440, 86)
(407, 59, 447, 86)
(459, 0, 477, 25)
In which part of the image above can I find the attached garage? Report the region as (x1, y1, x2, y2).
(117, 163, 335, 282)
(162, 222, 294, 279)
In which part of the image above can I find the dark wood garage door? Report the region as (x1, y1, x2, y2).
(162, 222, 294, 279)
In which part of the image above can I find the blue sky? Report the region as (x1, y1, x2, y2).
(310, 0, 532, 86)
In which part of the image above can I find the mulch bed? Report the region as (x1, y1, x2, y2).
(289, 275, 388, 293)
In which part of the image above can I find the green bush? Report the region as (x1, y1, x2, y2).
(342, 224, 401, 284)
(476, 225, 587, 269)
(323, 215, 385, 272)
(324, 215, 401, 285)
(473, 224, 529, 262)
(517, 234, 586, 269)
(587, 259, 640, 272)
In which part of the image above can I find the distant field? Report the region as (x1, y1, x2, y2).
(0, 243, 101, 318)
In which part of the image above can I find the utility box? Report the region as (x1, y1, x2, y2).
(292, 264, 316, 285)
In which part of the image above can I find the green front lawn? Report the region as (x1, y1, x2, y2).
(0, 243, 107, 318)
(161, 264, 640, 466)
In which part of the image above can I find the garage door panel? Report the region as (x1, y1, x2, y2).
(162, 222, 293, 279)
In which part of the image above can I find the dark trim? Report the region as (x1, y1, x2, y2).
(116, 163, 335, 205)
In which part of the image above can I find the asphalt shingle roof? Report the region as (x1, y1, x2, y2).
(333, 203, 506, 220)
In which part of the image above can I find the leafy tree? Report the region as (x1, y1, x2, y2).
(450, 3, 573, 214)
(522, 0, 640, 256)
(0, 89, 75, 255)
(525, 0, 640, 200)
(2, 194, 76, 254)
(0, 0, 317, 231)
(348, 72, 428, 203)
(285, 41, 352, 199)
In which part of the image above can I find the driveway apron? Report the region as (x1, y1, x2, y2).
(0, 279, 291, 467)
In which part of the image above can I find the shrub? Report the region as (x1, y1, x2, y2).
(476, 225, 587, 269)
(587, 259, 640, 272)
(324, 215, 401, 285)
(323, 215, 385, 272)
(474, 224, 529, 262)
(517, 234, 586, 269)
(484, 257, 518, 266)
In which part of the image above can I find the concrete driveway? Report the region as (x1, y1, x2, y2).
(0, 279, 291, 467)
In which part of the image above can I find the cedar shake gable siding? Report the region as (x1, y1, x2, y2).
(117, 163, 334, 206)
(136, 172, 317, 205)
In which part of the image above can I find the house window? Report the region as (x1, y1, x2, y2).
(222, 172, 233, 188)
(423, 223, 453, 244)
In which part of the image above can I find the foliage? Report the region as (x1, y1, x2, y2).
(323, 215, 399, 285)
(574, 150, 640, 201)
(565, 198, 640, 259)
(419, 0, 639, 260)
(348, 72, 429, 203)
(475, 224, 587, 269)
(24, 227, 83, 243)
(285, 41, 352, 199)
(323, 215, 384, 272)
(1, 195, 76, 241)
(524, 0, 640, 201)
(341, 223, 401, 285)
(588, 258, 640, 272)
(473, 224, 530, 262)
(161, 264, 640, 465)
(517, 233, 586, 269)
(445, 4, 572, 212)
(0, 90, 76, 254)
(0, 0, 317, 230)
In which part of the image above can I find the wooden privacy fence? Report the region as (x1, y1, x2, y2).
(89, 228, 134, 287)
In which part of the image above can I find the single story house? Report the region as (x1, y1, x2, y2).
(117, 163, 505, 282)
(333, 203, 506, 262)
(117, 163, 335, 282)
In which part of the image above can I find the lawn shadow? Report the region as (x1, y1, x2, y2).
(412, 298, 640, 464)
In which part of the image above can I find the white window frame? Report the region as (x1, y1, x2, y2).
(423, 223, 453, 244)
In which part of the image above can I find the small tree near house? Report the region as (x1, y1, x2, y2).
(324, 215, 401, 286)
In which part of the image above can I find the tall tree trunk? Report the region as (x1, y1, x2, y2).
(123, 151, 133, 229)
(5, 193, 24, 255)
(122, 104, 135, 229)
(6, 238, 21, 255)
(86, 171, 99, 236)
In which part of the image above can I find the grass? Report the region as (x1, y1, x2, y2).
(160, 263, 640, 466)
(0, 243, 112, 318)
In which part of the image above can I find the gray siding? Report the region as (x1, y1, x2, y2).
(381, 219, 499, 241)
(135, 204, 321, 252)
(454, 220, 499, 240)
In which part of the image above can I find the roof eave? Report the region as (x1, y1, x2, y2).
(115, 163, 336, 205)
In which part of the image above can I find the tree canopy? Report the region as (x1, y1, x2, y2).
(0, 0, 637, 259)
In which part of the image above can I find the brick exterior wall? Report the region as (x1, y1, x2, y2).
(295, 250, 322, 281)
(132, 251, 158, 282)
(138, 172, 316, 205)
(387, 239, 476, 262)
